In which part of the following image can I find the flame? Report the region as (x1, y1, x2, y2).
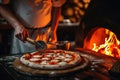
(92, 29, 120, 58)
(65, 41, 71, 50)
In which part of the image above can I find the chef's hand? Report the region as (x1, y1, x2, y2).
(47, 30, 57, 43)
(14, 26, 29, 43)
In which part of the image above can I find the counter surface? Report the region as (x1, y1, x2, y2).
(0, 49, 119, 80)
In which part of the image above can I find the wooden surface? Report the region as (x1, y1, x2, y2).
(13, 57, 89, 77)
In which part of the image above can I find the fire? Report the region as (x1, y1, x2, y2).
(92, 29, 120, 58)
(65, 41, 71, 50)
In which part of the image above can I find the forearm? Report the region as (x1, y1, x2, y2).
(51, 7, 61, 32)
(0, 5, 24, 29)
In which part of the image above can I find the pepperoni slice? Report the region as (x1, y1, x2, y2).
(24, 53, 31, 60)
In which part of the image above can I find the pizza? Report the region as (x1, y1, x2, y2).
(20, 50, 81, 69)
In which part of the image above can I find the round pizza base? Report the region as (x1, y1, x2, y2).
(20, 50, 81, 70)
(13, 57, 90, 77)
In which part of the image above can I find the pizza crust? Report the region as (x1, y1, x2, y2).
(20, 50, 81, 69)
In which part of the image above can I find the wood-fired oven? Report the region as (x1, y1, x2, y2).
(75, 0, 120, 59)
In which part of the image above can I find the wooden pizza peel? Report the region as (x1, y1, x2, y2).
(13, 56, 90, 77)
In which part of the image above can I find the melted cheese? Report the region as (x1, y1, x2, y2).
(58, 62, 67, 65)
(41, 57, 50, 60)
(33, 55, 42, 58)
(40, 61, 47, 65)
(51, 59, 59, 62)
(29, 58, 40, 61)
(64, 58, 71, 62)
(65, 54, 72, 58)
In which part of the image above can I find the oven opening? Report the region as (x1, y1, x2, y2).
(83, 27, 120, 59)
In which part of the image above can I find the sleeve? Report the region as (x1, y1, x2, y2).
(52, 0, 66, 7)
